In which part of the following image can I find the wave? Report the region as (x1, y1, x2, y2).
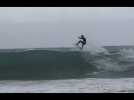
(0, 50, 96, 80)
(0, 47, 133, 80)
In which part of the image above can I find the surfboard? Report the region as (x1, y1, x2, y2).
(75, 44, 83, 50)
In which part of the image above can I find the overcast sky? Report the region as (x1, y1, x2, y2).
(0, 7, 134, 48)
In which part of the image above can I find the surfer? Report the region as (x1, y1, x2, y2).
(76, 34, 86, 49)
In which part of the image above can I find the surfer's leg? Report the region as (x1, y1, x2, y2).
(81, 41, 86, 49)
(81, 44, 85, 49)
(76, 40, 82, 45)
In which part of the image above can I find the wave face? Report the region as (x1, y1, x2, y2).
(0, 46, 134, 80)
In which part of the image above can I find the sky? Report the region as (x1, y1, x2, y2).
(0, 7, 134, 48)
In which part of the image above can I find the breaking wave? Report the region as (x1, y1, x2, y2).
(0, 46, 134, 79)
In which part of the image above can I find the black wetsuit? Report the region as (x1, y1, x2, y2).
(76, 36, 86, 49)
(79, 36, 86, 45)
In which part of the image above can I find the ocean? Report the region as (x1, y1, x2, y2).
(0, 46, 134, 92)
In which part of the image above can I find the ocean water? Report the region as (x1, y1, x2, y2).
(0, 46, 134, 92)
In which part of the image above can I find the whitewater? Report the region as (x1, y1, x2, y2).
(0, 78, 134, 93)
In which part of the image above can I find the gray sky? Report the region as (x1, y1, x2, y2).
(0, 7, 134, 48)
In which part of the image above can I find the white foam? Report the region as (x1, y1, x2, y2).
(0, 78, 134, 93)
(119, 48, 134, 59)
(81, 45, 128, 72)
(94, 59, 127, 72)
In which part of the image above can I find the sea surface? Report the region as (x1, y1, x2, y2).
(0, 46, 134, 92)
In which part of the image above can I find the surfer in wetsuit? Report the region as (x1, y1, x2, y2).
(76, 35, 86, 49)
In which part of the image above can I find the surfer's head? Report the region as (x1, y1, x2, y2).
(81, 35, 84, 38)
